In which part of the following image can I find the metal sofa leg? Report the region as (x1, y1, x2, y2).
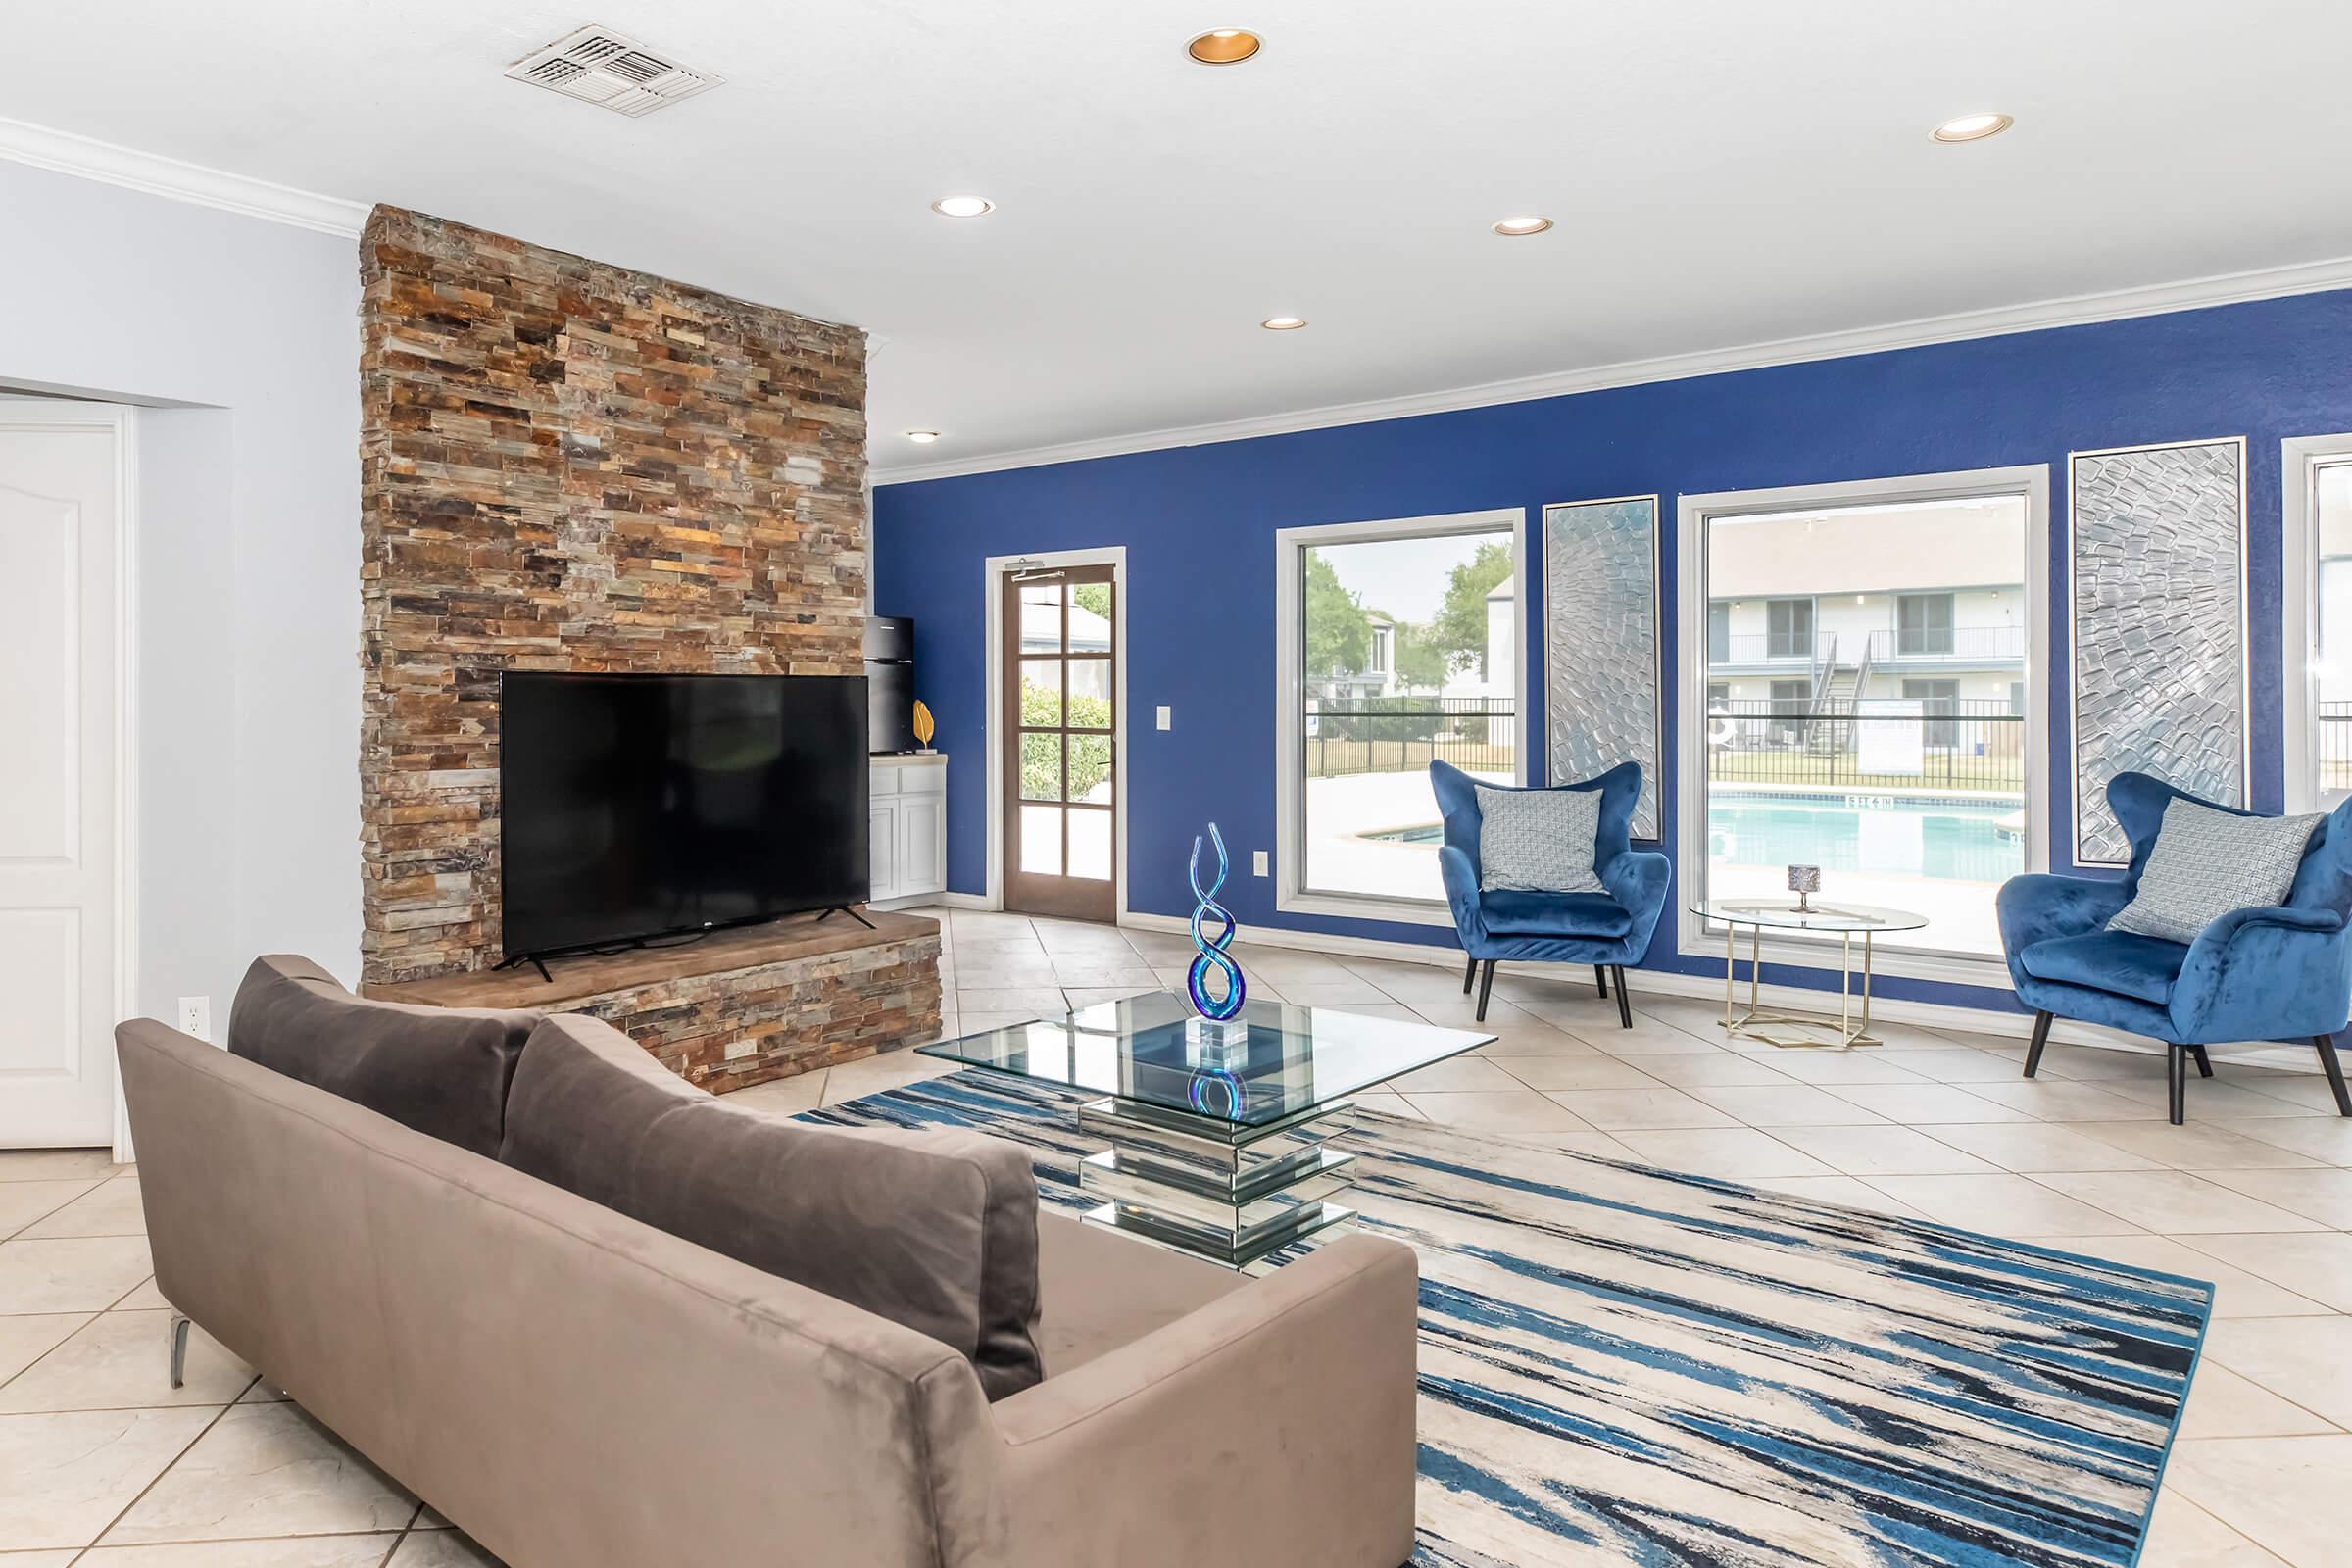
(1612, 965, 1633, 1029)
(1476, 960, 1495, 1022)
(2315, 1035, 2352, 1117)
(2168, 1044, 2187, 1126)
(1461, 955, 1477, 996)
(1594, 965, 1609, 999)
(169, 1313, 191, 1390)
(2022, 1011, 2053, 1078)
(2188, 1044, 2215, 1079)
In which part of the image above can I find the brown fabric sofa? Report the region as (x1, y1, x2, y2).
(115, 960, 1421, 1568)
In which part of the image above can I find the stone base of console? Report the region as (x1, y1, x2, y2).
(364, 909, 942, 1093)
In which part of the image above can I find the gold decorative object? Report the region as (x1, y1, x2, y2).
(911, 699, 936, 752)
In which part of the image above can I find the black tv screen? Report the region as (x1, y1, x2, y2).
(499, 672, 869, 959)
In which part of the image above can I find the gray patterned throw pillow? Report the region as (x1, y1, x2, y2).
(1476, 784, 1607, 894)
(2106, 797, 2323, 946)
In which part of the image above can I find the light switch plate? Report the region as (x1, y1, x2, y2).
(1252, 850, 1269, 876)
(1156, 706, 1172, 730)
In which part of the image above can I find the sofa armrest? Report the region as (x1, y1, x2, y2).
(1439, 843, 1487, 947)
(2172, 906, 2352, 1042)
(1997, 873, 2130, 989)
(988, 1232, 1420, 1568)
(1600, 848, 1672, 950)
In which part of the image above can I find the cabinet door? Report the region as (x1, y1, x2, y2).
(869, 799, 901, 902)
(900, 794, 947, 895)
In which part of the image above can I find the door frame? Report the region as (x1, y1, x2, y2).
(983, 546, 1127, 915)
(0, 399, 140, 1159)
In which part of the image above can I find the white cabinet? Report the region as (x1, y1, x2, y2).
(869, 755, 949, 906)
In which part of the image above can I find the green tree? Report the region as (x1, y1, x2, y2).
(1019, 675, 1115, 801)
(1303, 550, 1371, 678)
(1428, 541, 1512, 676)
(1070, 582, 1113, 623)
(1391, 621, 1449, 691)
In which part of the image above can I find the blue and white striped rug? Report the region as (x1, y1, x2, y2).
(802, 1069, 2211, 1568)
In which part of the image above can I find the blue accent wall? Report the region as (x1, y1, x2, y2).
(873, 288, 2352, 1012)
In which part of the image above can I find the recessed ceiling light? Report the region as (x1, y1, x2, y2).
(1260, 316, 1307, 331)
(930, 195, 995, 218)
(905, 430, 941, 444)
(1188, 28, 1263, 65)
(1932, 112, 2013, 144)
(1493, 216, 1554, 237)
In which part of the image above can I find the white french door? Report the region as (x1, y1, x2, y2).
(0, 403, 124, 1148)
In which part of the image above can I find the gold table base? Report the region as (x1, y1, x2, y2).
(1719, 921, 1882, 1051)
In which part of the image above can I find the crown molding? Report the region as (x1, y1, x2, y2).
(871, 252, 2352, 486)
(0, 116, 368, 238)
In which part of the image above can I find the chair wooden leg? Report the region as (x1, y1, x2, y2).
(1462, 955, 1477, 996)
(2168, 1044, 2187, 1126)
(1475, 960, 1495, 1022)
(2188, 1044, 2214, 1079)
(1612, 965, 1633, 1029)
(2315, 1035, 2352, 1117)
(1595, 965, 1609, 999)
(2023, 1010, 2053, 1078)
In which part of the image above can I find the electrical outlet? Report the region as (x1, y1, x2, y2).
(1156, 706, 1172, 730)
(176, 996, 213, 1043)
(1252, 850, 1269, 877)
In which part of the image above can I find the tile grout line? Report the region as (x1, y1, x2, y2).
(62, 1376, 257, 1562)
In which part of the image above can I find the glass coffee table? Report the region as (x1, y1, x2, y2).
(919, 991, 1494, 1270)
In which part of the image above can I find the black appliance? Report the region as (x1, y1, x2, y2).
(498, 671, 869, 969)
(865, 615, 917, 754)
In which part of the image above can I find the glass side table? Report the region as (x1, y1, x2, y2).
(1690, 899, 1927, 1050)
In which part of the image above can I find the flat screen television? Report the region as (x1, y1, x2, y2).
(499, 671, 869, 962)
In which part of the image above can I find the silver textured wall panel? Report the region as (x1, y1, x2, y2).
(1544, 495, 1661, 839)
(2069, 438, 2247, 865)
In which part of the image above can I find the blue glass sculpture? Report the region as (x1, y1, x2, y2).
(1187, 822, 1247, 1021)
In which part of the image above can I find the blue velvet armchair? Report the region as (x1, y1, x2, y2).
(1431, 760, 1670, 1025)
(1997, 771, 2352, 1125)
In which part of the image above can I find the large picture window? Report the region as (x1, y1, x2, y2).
(1276, 510, 1526, 920)
(2286, 435, 2352, 812)
(1683, 470, 2047, 965)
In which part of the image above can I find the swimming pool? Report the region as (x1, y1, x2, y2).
(1709, 792, 2022, 883)
(1366, 791, 2024, 885)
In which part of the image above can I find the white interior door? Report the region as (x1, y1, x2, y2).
(0, 406, 122, 1148)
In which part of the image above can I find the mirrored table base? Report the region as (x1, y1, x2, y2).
(1076, 1094, 1360, 1271)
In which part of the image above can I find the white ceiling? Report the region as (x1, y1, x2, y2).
(10, 1, 2352, 480)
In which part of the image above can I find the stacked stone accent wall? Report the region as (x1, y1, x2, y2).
(357, 206, 867, 987)
(565, 931, 942, 1092)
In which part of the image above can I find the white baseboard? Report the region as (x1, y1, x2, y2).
(1117, 911, 2323, 1074)
(930, 891, 997, 910)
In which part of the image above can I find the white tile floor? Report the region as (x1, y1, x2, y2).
(8, 907, 2350, 1564)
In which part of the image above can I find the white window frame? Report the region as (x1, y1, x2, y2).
(1275, 508, 1528, 927)
(2282, 433, 2352, 813)
(1676, 466, 2050, 987)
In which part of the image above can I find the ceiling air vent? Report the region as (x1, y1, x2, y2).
(505, 24, 722, 118)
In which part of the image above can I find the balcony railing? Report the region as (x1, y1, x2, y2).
(2322, 704, 2352, 794)
(1707, 699, 2025, 791)
(1868, 625, 2027, 661)
(1711, 626, 2025, 665)
(1304, 696, 1516, 779)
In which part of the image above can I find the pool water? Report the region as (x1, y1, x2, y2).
(1367, 792, 2024, 884)
(1710, 793, 2022, 883)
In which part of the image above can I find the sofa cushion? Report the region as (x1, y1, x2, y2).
(1480, 890, 1634, 938)
(499, 1015, 1044, 1399)
(2019, 931, 2191, 1006)
(2109, 797, 2324, 945)
(226, 956, 539, 1159)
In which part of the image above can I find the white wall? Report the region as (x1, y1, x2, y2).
(0, 160, 362, 1019)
